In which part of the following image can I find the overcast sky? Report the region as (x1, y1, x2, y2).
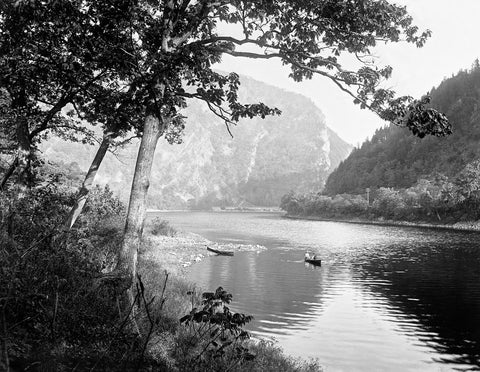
(216, 0, 480, 145)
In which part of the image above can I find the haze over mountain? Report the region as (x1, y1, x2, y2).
(42, 75, 352, 209)
(325, 61, 480, 195)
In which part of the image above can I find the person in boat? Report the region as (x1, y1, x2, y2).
(305, 252, 317, 260)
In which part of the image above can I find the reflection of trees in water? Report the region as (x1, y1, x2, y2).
(191, 251, 338, 333)
(352, 242, 480, 368)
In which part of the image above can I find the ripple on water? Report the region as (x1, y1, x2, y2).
(155, 211, 480, 371)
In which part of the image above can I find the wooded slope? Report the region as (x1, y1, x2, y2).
(325, 61, 480, 195)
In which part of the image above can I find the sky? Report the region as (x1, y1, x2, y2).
(216, 0, 480, 145)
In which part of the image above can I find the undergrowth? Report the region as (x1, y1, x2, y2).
(150, 217, 177, 237)
(1, 184, 322, 371)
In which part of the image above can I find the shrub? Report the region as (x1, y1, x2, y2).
(0, 185, 155, 370)
(174, 287, 254, 371)
(172, 287, 323, 372)
(150, 217, 177, 237)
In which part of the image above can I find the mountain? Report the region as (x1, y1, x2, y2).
(42, 75, 352, 209)
(325, 61, 480, 195)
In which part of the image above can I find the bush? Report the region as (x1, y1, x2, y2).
(172, 287, 323, 372)
(0, 185, 156, 370)
(150, 217, 177, 237)
(174, 287, 254, 371)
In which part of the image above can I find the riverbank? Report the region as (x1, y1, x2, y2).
(284, 214, 480, 232)
(137, 228, 321, 371)
(141, 230, 267, 275)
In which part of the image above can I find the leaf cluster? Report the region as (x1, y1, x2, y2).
(178, 286, 255, 370)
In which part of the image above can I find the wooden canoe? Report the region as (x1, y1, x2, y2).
(305, 258, 322, 266)
(207, 246, 234, 256)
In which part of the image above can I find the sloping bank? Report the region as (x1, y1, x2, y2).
(283, 214, 480, 232)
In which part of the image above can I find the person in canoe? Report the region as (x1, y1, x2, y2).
(305, 252, 318, 260)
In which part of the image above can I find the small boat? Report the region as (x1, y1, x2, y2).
(207, 246, 234, 256)
(304, 257, 322, 266)
(304, 253, 321, 266)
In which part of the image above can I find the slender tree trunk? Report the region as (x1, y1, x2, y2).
(64, 133, 112, 229)
(0, 118, 31, 191)
(1, 94, 70, 191)
(2, 88, 33, 192)
(116, 114, 164, 283)
(14, 116, 33, 191)
(0, 157, 18, 191)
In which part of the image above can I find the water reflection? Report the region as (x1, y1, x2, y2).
(351, 240, 480, 369)
(153, 211, 480, 371)
(190, 251, 331, 334)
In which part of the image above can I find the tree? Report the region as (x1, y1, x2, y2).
(2, 1, 453, 293)
(0, 1, 147, 226)
(372, 187, 405, 219)
(82, 0, 450, 288)
(0, 0, 98, 189)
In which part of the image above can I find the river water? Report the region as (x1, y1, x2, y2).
(150, 211, 480, 371)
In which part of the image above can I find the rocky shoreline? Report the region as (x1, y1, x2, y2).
(284, 214, 480, 232)
(141, 231, 266, 275)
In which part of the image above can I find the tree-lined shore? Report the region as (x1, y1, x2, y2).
(280, 163, 480, 228)
(282, 63, 480, 231)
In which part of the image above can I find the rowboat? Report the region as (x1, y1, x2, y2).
(304, 257, 322, 266)
(207, 246, 234, 256)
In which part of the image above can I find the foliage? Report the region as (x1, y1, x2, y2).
(176, 287, 254, 371)
(71, 185, 126, 272)
(0, 0, 147, 189)
(325, 62, 480, 196)
(0, 182, 195, 370)
(282, 162, 480, 223)
(371, 188, 406, 219)
(0, 169, 321, 370)
(1, 0, 452, 147)
(0, 185, 130, 370)
(150, 218, 177, 237)
(2, 0, 451, 189)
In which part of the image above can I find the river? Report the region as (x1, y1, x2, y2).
(150, 211, 480, 371)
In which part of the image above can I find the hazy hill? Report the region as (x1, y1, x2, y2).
(325, 61, 480, 195)
(42, 75, 352, 209)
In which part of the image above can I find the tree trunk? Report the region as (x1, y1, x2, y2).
(0, 157, 18, 191)
(0, 118, 31, 191)
(14, 115, 33, 191)
(64, 134, 112, 229)
(1, 94, 70, 191)
(116, 114, 163, 282)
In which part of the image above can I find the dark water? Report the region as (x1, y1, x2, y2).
(150, 211, 480, 371)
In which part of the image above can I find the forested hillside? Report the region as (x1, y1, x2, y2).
(325, 61, 480, 195)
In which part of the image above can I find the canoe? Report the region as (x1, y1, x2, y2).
(305, 258, 322, 266)
(207, 246, 234, 256)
